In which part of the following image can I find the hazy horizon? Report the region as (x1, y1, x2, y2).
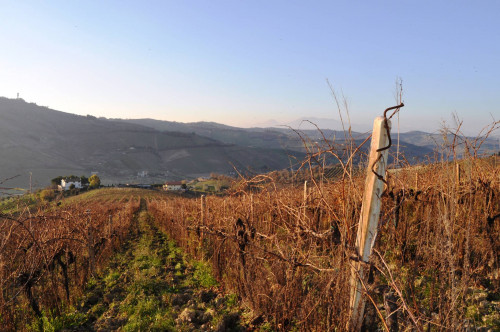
(6, 95, 498, 137)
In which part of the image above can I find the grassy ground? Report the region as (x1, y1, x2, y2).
(36, 199, 249, 332)
(0, 193, 38, 214)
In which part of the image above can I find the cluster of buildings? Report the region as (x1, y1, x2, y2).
(58, 178, 83, 191)
(57, 177, 187, 192)
(162, 181, 184, 191)
(116, 181, 185, 191)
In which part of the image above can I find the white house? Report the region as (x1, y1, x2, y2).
(59, 178, 82, 191)
(163, 181, 183, 191)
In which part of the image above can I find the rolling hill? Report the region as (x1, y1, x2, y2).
(1, 97, 497, 191)
(120, 118, 498, 164)
(0, 97, 303, 190)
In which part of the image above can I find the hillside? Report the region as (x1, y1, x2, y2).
(0, 98, 303, 190)
(117, 118, 306, 151)
(120, 118, 498, 164)
(2, 97, 496, 191)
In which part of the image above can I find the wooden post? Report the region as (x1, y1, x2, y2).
(250, 194, 254, 224)
(108, 214, 113, 238)
(205, 195, 209, 221)
(303, 180, 308, 202)
(86, 210, 96, 277)
(197, 195, 205, 252)
(200, 195, 205, 224)
(0, 260, 5, 305)
(303, 180, 308, 222)
(349, 117, 391, 330)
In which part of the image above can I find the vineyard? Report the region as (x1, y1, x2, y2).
(148, 155, 500, 330)
(0, 190, 141, 330)
(1, 144, 499, 330)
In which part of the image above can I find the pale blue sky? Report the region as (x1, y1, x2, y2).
(1, 1, 499, 134)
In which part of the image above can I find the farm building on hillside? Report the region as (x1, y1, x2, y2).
(59, 178, 82, 191)
(163, 181, 183, 191)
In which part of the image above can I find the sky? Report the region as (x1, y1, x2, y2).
(0, 1, 499, 134)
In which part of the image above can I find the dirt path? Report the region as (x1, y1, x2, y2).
(69, 202, 247, 331)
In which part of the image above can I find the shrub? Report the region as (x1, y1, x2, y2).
(40, 189, 56, 202)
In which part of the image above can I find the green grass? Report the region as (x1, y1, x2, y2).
(0, 193, 38, 214)
(32, 201, 251, 331)
(191, 261, 218, 288)
(104, 271, 121, 288)
(118, 212, 180, 331)
(27, 307, 88, 332)
(121, 294, 176, 332)
(190, 178, 231, 193)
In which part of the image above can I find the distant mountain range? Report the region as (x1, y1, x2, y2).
(250, 117, 346, 130)
(0, 97, 498, 191)
(118, 118, 498, 161)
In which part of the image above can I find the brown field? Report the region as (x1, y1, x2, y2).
(1, 150, 499, 330)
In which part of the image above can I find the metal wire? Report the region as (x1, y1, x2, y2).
(378, 103, 404, 153)
(371, 103, 405, 183)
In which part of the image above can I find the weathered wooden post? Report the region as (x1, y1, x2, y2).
(250, 194, 254, 224)
(349, 116, 391, 330)
(0, 261, 4, 305)
(200, 195, 205, 225)
(86, 209, 96, 277)
(303, 180, 308, 223)
(108, 214, 113, 238)
(197, 195, 206, 252)
(303, 180, 308, 202)
(200, 195, 206, 241)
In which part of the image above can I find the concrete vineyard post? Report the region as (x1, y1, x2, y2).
(349, 116, 391, 331)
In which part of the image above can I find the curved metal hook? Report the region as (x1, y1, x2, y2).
(377, 103, 405, 153)
(371, 103, 405, 184)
